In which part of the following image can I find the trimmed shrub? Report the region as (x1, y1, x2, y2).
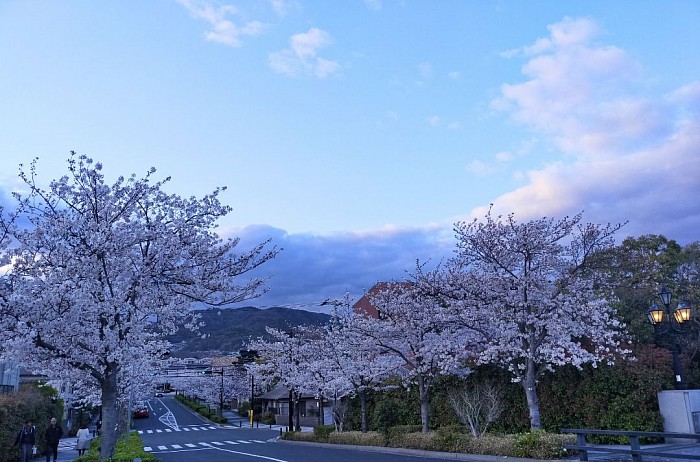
(313, 425, 335, 440)
(75, 431, 155, 462)
(513, 431, 575, 459)
(327, 431, 385, 447)
(466, 434, 517, 456)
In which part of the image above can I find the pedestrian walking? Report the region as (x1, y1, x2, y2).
(76, 423, 91, 456)
(44, 417, 63, 462)
(13, 419, 36, 462)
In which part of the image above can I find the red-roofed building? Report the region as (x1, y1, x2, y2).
(352, 281, 413, 319)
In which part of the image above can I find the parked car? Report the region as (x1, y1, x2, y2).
(133, 406, 149, 419)
(155, 392, 163, 397)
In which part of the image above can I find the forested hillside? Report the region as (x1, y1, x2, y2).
(167, 307, 330, 357)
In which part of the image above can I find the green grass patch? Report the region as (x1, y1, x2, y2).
(75, 431, 156, 462)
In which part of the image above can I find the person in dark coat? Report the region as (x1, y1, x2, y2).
(13, 419, 36, 462)
(44, 417, 63, 462)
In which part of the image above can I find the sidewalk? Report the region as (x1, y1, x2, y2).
(220, 408, 313, 432)
(54, 436, 78, 462)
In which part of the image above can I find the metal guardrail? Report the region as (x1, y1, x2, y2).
(561, 428, 700, 462)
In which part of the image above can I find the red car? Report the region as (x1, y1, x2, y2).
(132, 406, 149, 419)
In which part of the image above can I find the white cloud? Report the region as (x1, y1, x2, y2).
(228, 224, 452, 307)
(269, 28, 341, 78)
(268, 0, 293, 16)
(178, 0, 265, 47)
(364, 0, 382, 11)
(418, 62, 433, 79)
(427, 115, 441, 127)
(479, 17, 700, 244)
(495, 151, 513, 162)
(465, 159, 495, 176)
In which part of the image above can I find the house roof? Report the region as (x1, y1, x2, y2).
(259, 385, 317, 401)
(259, 386, 291, 400)
(352, 281, 413, 318)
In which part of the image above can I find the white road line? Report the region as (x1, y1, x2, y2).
(147, 430, 153, 434)
(157, 445, 168, 450)
(252, 440, 267, 443)
(198, 442, 211, 447)
(165, 429, 172, 432)
(209, 446, 287, 462)
(185, 443, 197, 448)
(157, 401, 180, 431)
(237, 440, 252, 444)
(191, 427, 200, 431)
(172, 444, 182, 449)
(155, 429, 162, 433)
(183, 428, 191, 431)
(225, 440, 239, 445)
(144, 447, 152, 452)
(212, 441, 225, 446)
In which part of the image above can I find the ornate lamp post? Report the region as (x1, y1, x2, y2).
(647, 287, 693, 389)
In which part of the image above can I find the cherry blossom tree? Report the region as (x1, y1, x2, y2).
(353, 283, 476, 433)
(420, 208, 629, 430)
(247, 327, 313, 431)
(320, 301, 405, 432)
(0, 154, 277, 459)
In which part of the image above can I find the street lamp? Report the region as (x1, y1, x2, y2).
(647, 286, 693, 389)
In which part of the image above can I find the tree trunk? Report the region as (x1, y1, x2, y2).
(523, 358, 542, 431)
(288, 390, 293, 431)
(294, 396, 301, 431)
(100, 365, 120, 460)
(359, 389, 368, 433)
(418, 374, 430, 433)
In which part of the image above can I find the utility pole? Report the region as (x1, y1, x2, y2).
(219, 367, 224, 417)
(250, 374, 255, 427)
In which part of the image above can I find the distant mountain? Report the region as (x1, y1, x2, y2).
(167, 306, 330, 358)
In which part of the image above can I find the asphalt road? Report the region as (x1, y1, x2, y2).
(135, 396, 487, 462)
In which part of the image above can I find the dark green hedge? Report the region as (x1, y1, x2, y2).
(341, 343, 670, 437)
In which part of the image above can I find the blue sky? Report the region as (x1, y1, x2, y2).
(1, 1, 699, 310)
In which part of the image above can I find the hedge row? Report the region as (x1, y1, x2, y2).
(175, 394, 228, 424)
(284, 427, 575, 459)
(74, 431, 155, 462)
(341, 344, 671, 439)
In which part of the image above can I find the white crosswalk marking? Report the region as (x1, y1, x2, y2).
(165, 429, 172, 432)
(147, 430, 153, 434)
(137, 430, 143, 434)
(207, 426, 217, 429)
(156, 429, 162, 433)
(191, 427, 200, 431)
(183, 428, 191, 431)
(141, 439, 268, 452)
